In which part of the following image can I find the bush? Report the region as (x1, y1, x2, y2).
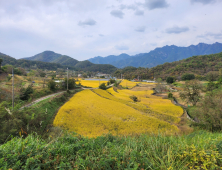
(47, 80, 57, 91)
(99, 83, 106, 90)
(168, 92, 173, 98)
(191, 90, 222, 132)
(109, 79, 116, 84)
(166, 76, 175, 84)
(181, 73, 195, 81)
(19, 85, 34, 100)
(129, 95, 138, 102)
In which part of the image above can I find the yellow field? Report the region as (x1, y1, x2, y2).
(54, 86, 183, 137)
(80, 80, 108, 88)
(120, 80, 139, 88)
(106, 88, 182, 123)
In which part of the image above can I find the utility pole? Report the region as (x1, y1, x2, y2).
(12, 68, 14, 110)
(99, 73, 100, 86)
(67, 68, 68, 90)
(121, 74, 122, 80)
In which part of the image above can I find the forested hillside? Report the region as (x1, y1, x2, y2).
(23, 51, 79, 67)
(116, 52, 222, 80)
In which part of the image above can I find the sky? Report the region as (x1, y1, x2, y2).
(0, 0, 222, 61)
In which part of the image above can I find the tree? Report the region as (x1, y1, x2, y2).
(99, 83, 106, 90)
(179, 80, 202, 106)
(64, 78, 76, 89)
(155, 78, 165, 92)
(19, 85, 34, 100)
(0, 58, 3, 70)
(181, 73, 195, 81)
(191, 90, 222, 132)
(166, 76, 175, 84)
(206, 71, 219, 82)
(47, 80, 57, 91)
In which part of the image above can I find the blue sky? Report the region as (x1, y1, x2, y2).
(0, 0, 221, 60)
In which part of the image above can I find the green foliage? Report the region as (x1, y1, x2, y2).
(0, 90, 77, 144)
(179, 80, 202, 106)
(64, 78, 76, 90)
(19, 85, 34, 101)
(166, 76, 175, 84)
(182, 73, 195, 81)
(129, 95, 138, 102)
(99, 83, 106, 90)
(47, 80, 57, 91)
(109, 79, 116, 84)
(206, 71, 219, 81)
(206, 81, 219, 91)
(190, 90, 222, 132)
(1, 131, 222, 169)
(168, 92, 173, 98)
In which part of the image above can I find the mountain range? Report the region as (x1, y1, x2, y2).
(88, 42, 222, 68)
(0, 52, 116, 73)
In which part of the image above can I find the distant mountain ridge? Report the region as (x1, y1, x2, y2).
(23, 51, 79, 67)
(88, 42, 222, 68)
(1, 52, 116, 73)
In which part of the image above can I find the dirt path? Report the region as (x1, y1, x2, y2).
(20, 91, 66, 109)
(20, 84, 114, 109)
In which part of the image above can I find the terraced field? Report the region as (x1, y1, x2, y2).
(80, 80, 108, 88)
(54, 83, 183, 137)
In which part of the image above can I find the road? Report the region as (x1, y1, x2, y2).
(20, 91, 65, 109)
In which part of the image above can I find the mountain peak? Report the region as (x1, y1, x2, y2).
(88, 42, 222, 68)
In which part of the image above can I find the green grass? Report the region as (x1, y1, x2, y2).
(0, 131, 222, 169)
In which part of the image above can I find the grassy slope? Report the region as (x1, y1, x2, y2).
(1, 131, 222, 169)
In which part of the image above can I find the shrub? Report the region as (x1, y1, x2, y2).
(168, 92, 173, 99)
(166, 76, 175, 84)
(19, 85, 34, 100)
(191, 90, 222, 132)
(181, 73, 195, 81)
(129, 95, 138, 102)
(47, 80, 57, 91)
(99, 83, 106, 90)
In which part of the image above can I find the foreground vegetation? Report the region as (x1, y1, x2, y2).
(1, 131, 222, 169)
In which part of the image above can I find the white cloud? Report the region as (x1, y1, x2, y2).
(144, 0, 169, 10)
(110, 10, 124, 18)
(135, 26, 146, 32)
(78, 19, 96, 26)
(191, 0, 216, 5)
(165, 26, 189, 34)
(134, 10, 144, 16)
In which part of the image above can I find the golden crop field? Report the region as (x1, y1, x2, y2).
(54, 86, 183, 137)
(120, 79, 139, 88)
(106, 88, 182, 123)
(80, 80, 108, 88)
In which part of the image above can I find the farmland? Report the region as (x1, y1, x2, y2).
(80, 79, 109, 88)
(54, 82, 183, 137)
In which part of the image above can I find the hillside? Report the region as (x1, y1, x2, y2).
(89, 42, 222, 68)
(23, 51, 79, 67)
(153, 52, 222, 78)
(0, 52, 116, 73)
(117, 52, 222, 80)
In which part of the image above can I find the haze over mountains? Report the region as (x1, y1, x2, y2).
(88, 42, 222, 68)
